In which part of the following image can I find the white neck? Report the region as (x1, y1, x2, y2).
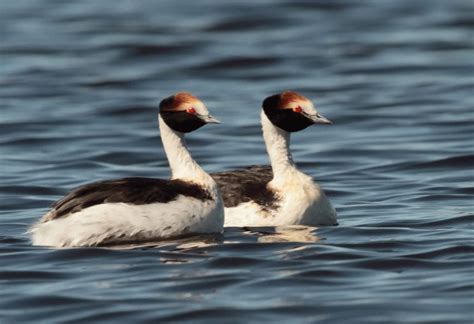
(261, 110, 298, 183)
(158, 115, 211, 184)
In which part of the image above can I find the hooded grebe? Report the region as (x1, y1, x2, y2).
(30, 92, 224, 247)
(212, 91, 337, 227)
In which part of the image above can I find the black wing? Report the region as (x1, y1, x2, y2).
(44, 177, 211, 221)
(211, 165, 278, 209)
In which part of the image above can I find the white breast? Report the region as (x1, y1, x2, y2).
(223, 171, 337, 227)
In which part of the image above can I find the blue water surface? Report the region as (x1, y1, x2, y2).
(0, 0, 473, 322)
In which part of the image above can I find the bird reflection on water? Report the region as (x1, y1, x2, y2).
(111, 225, 321, 253)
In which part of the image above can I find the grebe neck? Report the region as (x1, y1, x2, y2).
(261, 110, 297, 182)
(159, 115, 210, 184)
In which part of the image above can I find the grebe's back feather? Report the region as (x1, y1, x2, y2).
(211, 165, 276, 209)
(44, 177, 212, 222)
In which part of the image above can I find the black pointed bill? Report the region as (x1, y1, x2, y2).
(197, 114, 220, 124)
(303, 112, 333, 124)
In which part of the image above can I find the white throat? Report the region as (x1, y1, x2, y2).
(158, 115, 211, 184)
(261, 110, 298, 183)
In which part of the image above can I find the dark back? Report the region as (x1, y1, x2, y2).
(44, 177, 212, 221)
(211, 165, 278, 210)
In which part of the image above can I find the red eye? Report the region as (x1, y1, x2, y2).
(186, 107, 196, 114)
(293, 106, 303, 113)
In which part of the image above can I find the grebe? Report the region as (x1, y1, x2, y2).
(30, 92, 224, 247)
(212, 91, 337, 227)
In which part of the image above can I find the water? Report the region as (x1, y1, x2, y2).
(1, 0, 473, 322)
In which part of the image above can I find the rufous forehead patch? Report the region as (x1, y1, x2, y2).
(279, 91, 310, 108)
(174, 92, 199, 105)
(173, 92, 201, 109)
(161, 92, 200, 111)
